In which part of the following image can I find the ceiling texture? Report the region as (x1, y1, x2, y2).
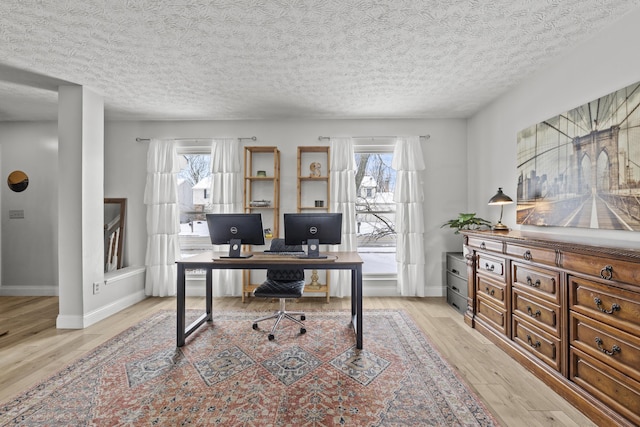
(1, 0, 640, 122)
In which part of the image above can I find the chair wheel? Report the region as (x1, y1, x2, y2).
(300, 315, 306, 321)
(252, 323, 258, 330)
(268, 334, 275, 341)
(300, 328, 306, 334)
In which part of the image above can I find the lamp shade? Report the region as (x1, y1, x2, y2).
(488, 187, 513, 205)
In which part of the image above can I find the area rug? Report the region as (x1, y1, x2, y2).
(0, 309, 499, 426)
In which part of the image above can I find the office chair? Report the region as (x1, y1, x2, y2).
(252, 238, 306, 341)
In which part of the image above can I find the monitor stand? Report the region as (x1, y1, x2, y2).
(220, 239, 253, 258)
(297, 239, 328, 259)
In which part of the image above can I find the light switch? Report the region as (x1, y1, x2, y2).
(9, 210, 24, 219)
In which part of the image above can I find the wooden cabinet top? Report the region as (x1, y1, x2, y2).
(460, 230, 640, 263)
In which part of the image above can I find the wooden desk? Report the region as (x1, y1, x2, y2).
(176, 251, 364, 348)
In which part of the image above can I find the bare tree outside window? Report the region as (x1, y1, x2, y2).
(355, 151, 397, 274)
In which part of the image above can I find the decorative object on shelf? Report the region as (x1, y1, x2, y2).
(264, 228, 273, 238)
(308, 269, 321, 289)
(315, 200, 324, 207)
(441, 213, 491, 234)
(488, 188, 513, 231)
(309, 161, 321, 177)
(256, 170, 267, 177)
(250, 199, 271, 207)
(7, 170, 29, 192)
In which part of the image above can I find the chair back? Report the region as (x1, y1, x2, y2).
(267, 238, 305, 281)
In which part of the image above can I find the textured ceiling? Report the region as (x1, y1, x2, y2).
(1, 0, 639, 121)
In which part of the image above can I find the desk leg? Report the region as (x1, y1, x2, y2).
(350, 265, 363, 349)
(206, 268, 212, 322)
(177, 263, 186, 347)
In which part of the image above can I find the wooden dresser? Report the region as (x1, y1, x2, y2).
(460, 230, 640, 427)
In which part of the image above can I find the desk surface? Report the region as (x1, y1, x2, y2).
(179, 251, 363, 266)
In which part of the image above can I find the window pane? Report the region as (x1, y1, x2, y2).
(177, 154, 211, 240)
(354, 152, 397, 274)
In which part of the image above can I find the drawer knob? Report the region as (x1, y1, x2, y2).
(526, 276, 541, 287)
(523, 250, 532, 261)
(594, 297, 621, 315)
(526, 306, 541, 318)
(485, 286, 495, 296)
(595, 337, 621, 356)
(480, 242, 486, 250)
(526, 334, 541, 349)
(484, 263, 495, 272)
(600, 265, 613, 280)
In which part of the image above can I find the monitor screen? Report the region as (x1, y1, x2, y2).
(284, 213, 342, 258)
(206, 213, 265, 257)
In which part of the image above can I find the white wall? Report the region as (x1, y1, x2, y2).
(467, 7, 640, 249)
(0, 122, 58, 295)
(105, 118, 468, 296)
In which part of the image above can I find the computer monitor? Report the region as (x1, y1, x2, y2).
(206, 213, 265, 258)
(284, 213, 342, 258)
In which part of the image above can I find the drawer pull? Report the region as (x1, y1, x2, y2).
(526, 306, 541, 318)
(526, 334, 541, 349)
(485, 287, 495, 296)
(452, 302, 460, 309)
(595, 337, 621, 356)
(594, 297, 621, 315)
(452, 286, 459, 292)
(523, 250, 532, 261)
(451, 269, 459, 275)
(480, 242, 486, 250)
(526, 276, 541, 287)
(599, 265, 613, 280)
(484, 263, 495, 272)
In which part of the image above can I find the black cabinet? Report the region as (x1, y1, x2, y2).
(446, 252, 467, 314)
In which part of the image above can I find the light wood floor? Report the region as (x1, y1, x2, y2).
(0, 296, 594, 426)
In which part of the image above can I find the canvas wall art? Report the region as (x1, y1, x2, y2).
(516, 81, 640, 231)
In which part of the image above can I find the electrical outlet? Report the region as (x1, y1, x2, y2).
(93, 282, 100, 294)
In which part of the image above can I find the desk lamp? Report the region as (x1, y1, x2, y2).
(488, 187, 513, 231)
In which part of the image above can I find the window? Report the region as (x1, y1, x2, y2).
(354, 142, 397, 275)
(176, 149, 212, 257)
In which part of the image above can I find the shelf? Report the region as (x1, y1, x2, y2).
(297, 145, 331, 302)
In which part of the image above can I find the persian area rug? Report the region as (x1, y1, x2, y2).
(0, 309, 499, 426)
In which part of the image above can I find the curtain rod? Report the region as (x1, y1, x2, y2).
(135, 136, 257, 142)
(318, 135, 430, 141)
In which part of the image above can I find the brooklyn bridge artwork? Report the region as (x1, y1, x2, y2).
(517, 80, 640, 231)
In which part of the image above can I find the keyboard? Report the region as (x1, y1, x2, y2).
(263, 251, 306, 256)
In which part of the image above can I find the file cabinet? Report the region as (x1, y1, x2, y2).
(446, 252, 467, 314)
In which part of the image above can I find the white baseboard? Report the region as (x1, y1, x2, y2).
(0, 286, 58, 296)
(56, 290, 147, 329)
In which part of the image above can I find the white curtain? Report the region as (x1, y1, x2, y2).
(329, 137, 357, 297)
(144, 139, 181, 297)
(393, 136, 426, 296)
(209, 138, 243, 296)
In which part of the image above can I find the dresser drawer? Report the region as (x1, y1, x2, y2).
(563, 252, 640, 287)
(476, 253, 506, 282)
(467, 236, 503, 253)
(569, 276, 640, 335)
(570, 347, 640, 426)
(447, 288, 467, 315)
(447, 271, 468, 297)
(513, 288, 560, 336)
(476, 275, 506, 307)
(446, 252, 466, 277)
(513, 316, 561, 372)
(512, 262, 560, 303)
(506, 243, 557, 267)
(476, 296, 508, 335)
(570, 311, 640, 383)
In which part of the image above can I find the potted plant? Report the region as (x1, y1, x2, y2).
(441, 213, 491, 234)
